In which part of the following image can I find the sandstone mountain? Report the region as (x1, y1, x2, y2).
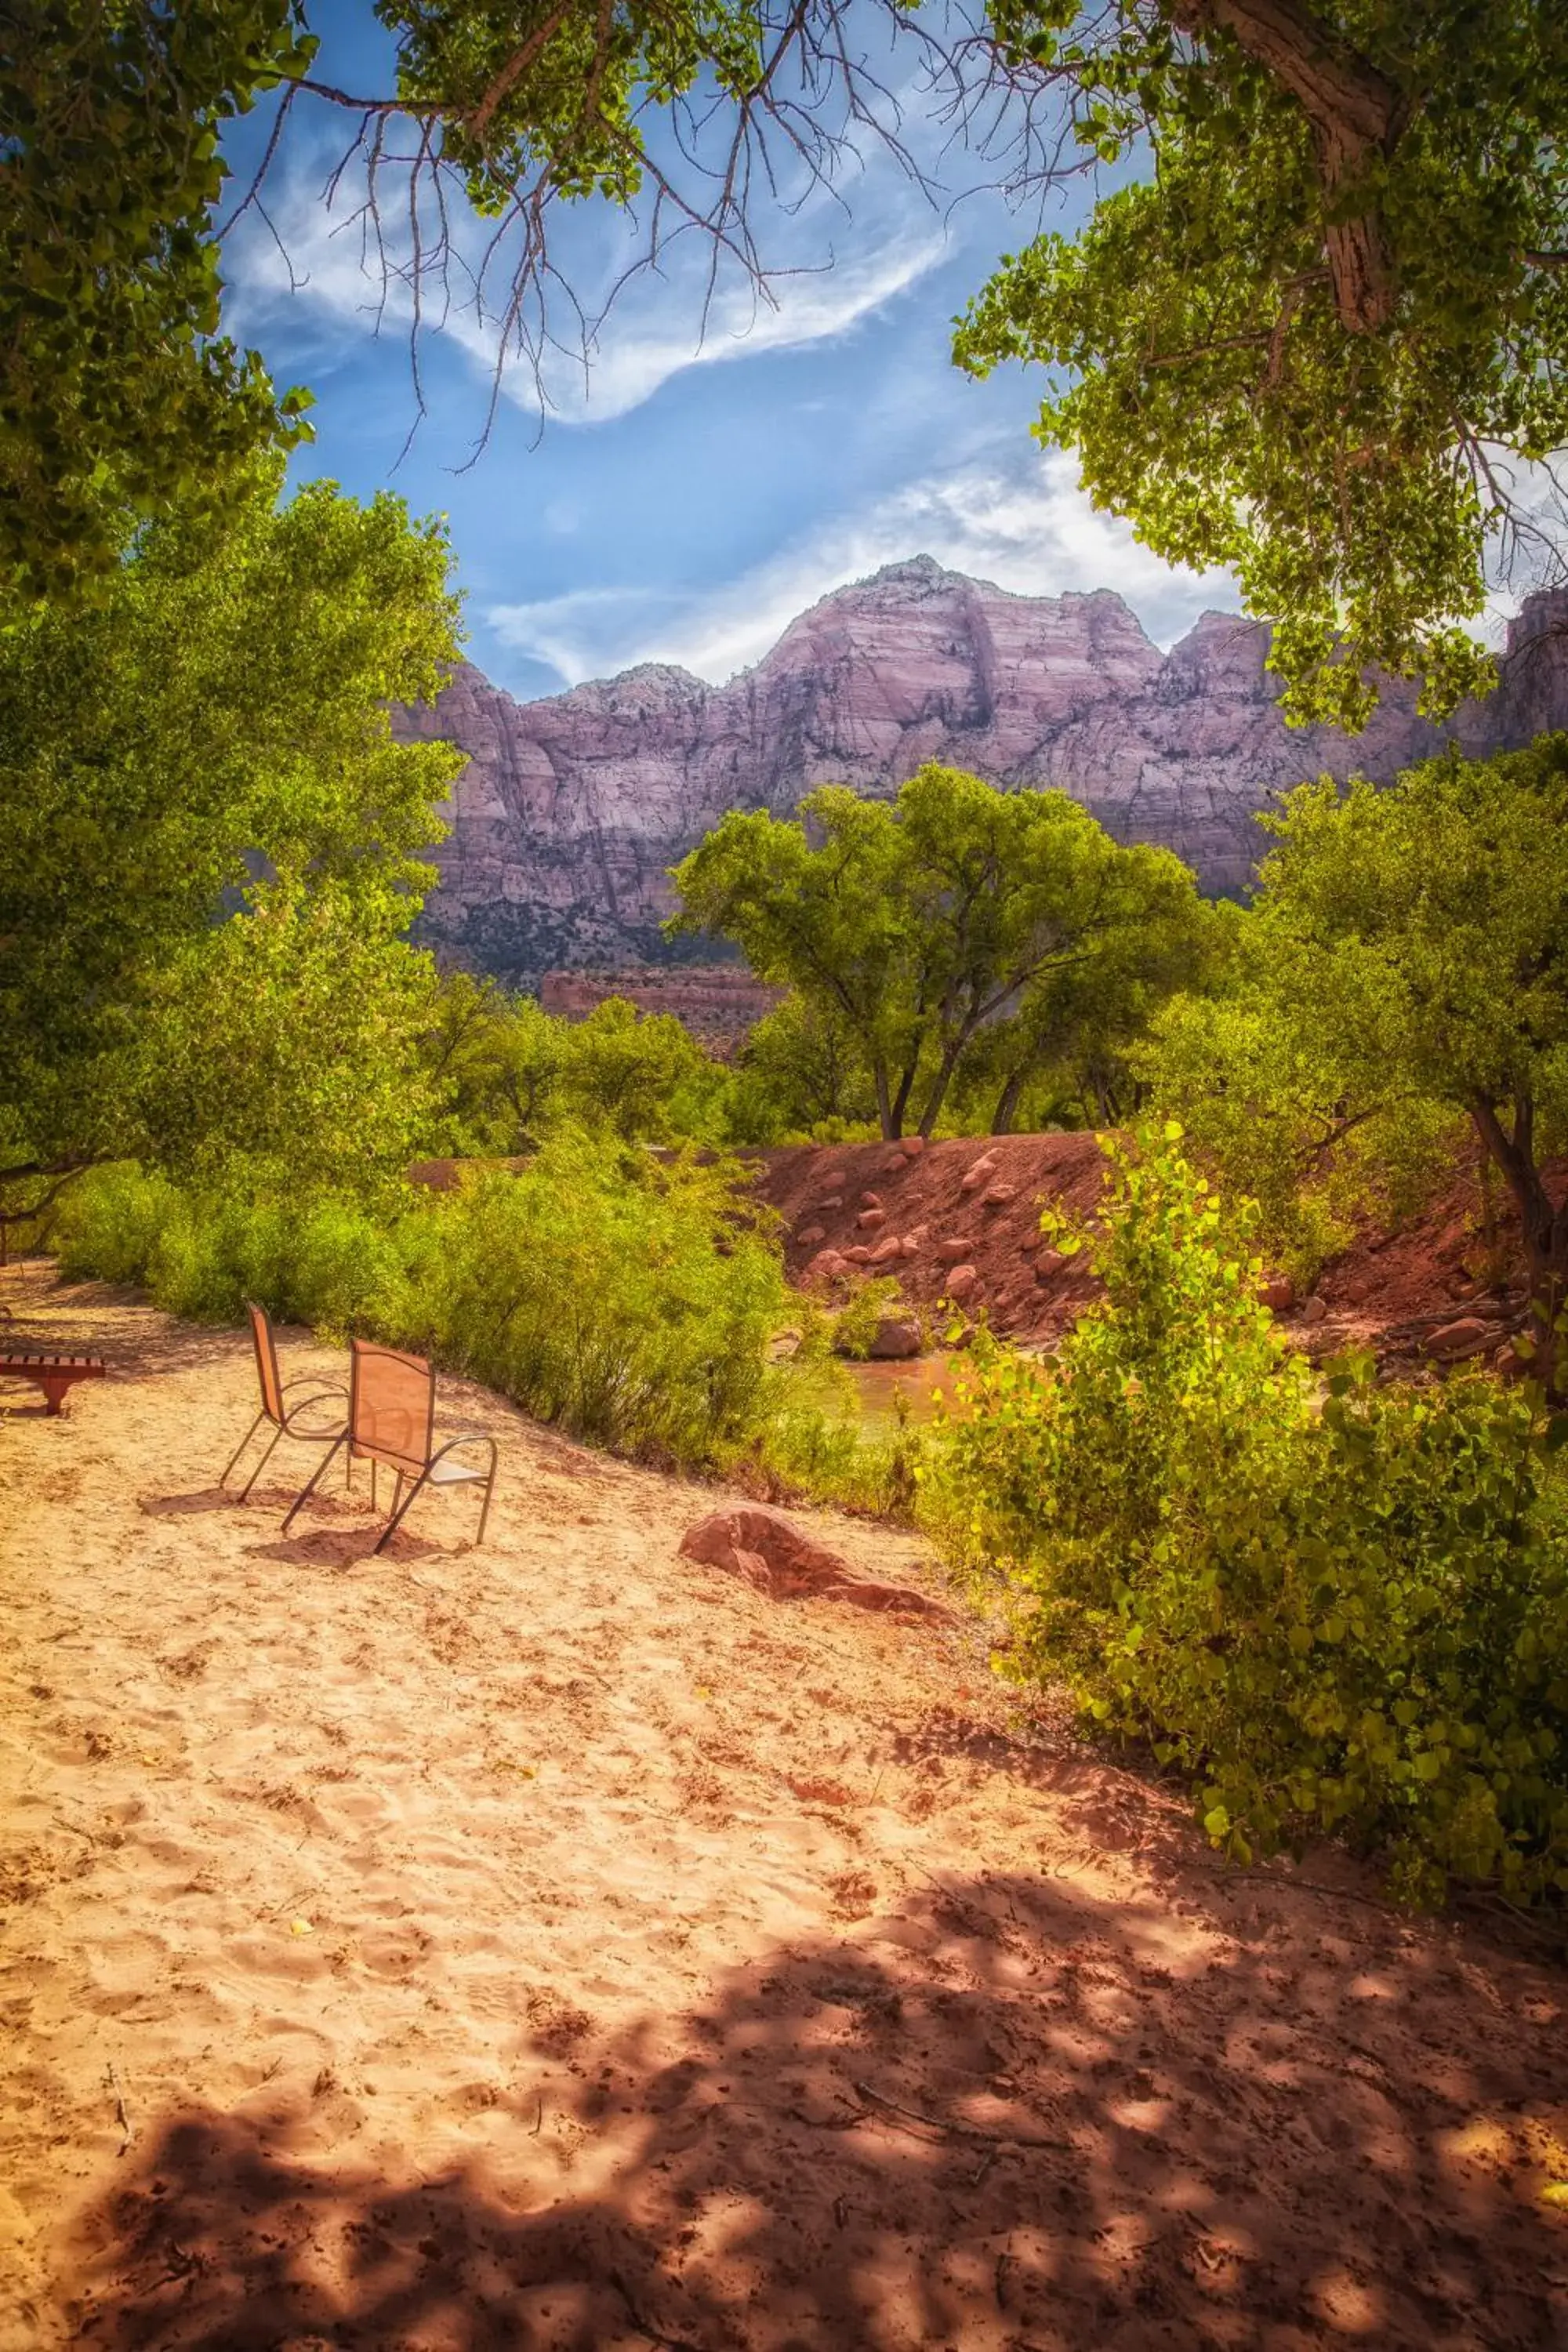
(393, 556, 1568, 981)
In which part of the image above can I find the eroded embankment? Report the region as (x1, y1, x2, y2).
(757, 1134, 1554, 1375)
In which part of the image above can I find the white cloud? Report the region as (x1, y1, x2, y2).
(486, 445, 1238, 689)
(225, 114, 949, 426)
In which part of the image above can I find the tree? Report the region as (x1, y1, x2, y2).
(14, 5, 1565, 724)
(1236, 734, 1568, 1385)
(670, 764, 1205, 1139)
(964, 844, 1217, 1132)
(727, 993, 879, 1143)
(133, 884, 445, 1190)
(956, 0, 1568, 724)
(1137, 908, 1460, 1280)
(2, 2, 316, 601)
(0, 456, 464, 1183)
(423, 971, 568, 1152)
(558, 996, 726, 1143)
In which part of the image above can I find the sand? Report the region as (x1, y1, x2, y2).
(2, 1264, 1568, 2350)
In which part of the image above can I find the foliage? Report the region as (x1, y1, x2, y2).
(556, 996, 728, 1143)
(2, 1, 315, 602)
(57, 1133, 802, 1469)
(56, 1160, 412, 1331)
(386, 0, 767, 211)
(670, 766, 1206, 1141)
(422, 978, 731, 1150)
(956, 0, 1568, 724)
(13, 3, 1567, 724)
(135, 886, 445, 1192)
(724, 994, 880, 1145)
(921, 1129, 1568, 1904)
(1137, 906, 1460, 1283)
(1228, 735, 1568, 1383)
(0, 459, 463, 1184)
(757, 1388, 925, 1521)
(827, 1274, 909, 1361)
(423, 972, 568, 1154)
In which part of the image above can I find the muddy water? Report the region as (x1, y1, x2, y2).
(826, 1354, 967, 1428)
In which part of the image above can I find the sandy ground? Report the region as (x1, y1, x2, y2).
(3, 1268, 1568, 2351)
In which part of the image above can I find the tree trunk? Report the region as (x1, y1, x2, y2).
(1171, 0, 1404, 332)
(889, 1062, 920, 1140)
(916, 1045, 967, 1140)
(873, 1062, 895, 1142)
(1468, 1094, 1568, 1399)
(991, 1067, 1028, 1136)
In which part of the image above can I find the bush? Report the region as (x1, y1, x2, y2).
(404, 1134, 791, 1462)
(56, 1132, 899, 1480)
(58, 1163, 410, 1334)
(921, 1127, 1568, 1904)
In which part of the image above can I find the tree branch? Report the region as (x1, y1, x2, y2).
(1168, 0, 1406, 332)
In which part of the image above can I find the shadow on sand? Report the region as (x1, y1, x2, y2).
(55, 1868, 1568, 2350)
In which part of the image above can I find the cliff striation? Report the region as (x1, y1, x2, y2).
(394, 557, 1568, 979)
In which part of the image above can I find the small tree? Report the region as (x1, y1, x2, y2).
(423, 973, 568, 1153)
(1254, 733, 1568, 1385)
(0, 457, 463, 1187)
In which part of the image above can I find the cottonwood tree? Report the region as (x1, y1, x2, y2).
(1138, 906, 1460, 1279)
(2, 2, 316, 600)
(9, 2, 1566, 728)
(956, 0, 1568, 723)
(670, 764, 1204, 1139)
(0, 456, 464, 1189)
(1196, 734, 1568, 1388)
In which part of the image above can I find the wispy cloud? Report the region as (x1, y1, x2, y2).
(486, 444, 1238, 690)
(224, 112, 950, 426)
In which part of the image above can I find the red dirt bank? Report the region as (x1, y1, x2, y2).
(756, 1134, 1543, 1369)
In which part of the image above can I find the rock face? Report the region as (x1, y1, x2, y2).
(538, 965, 782, 1054)
(395, 560, 1568, 980)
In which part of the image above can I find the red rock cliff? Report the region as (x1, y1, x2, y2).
(394, 560, 1568, 981)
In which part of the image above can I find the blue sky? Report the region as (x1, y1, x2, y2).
(220, 2, 1237, 702)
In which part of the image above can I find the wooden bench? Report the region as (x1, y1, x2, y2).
(0, 1353, 107, 1415)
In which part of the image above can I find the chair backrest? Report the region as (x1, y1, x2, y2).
(246, 1302, 285, 1426)
(349, 1338, 435, 1474)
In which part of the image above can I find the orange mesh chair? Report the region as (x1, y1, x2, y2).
(281, 1338, 496, 1554)
(220, 1302, 348, 1504)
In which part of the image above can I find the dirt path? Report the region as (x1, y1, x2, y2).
(2, 1269, 1566, 2350)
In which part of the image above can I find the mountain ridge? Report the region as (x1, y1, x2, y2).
(393, 558, 1568, 980)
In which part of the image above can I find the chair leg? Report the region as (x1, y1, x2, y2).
(281, 1434, 347, 1534)
(475, 1455, 497, 1547)
(373, 1468, 429, 1555)
(220, 1410, 267, 1490)
(238, 1424, 285, 1503)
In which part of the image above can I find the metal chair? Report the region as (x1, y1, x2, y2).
(281, 1338, 497, 1554)
(221, 1302, 348, 1503)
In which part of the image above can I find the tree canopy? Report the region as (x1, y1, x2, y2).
(8, 2, 1565, 725)
(2, 1, 316, 601)
(670, 764, 1209, 1139)
(0, 456, 465, 1187)
(1143, 731, 1568, 1387)
(957, 0, 1568, 724)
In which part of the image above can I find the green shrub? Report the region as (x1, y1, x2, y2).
(56, 1131, 848, 1476)
(55, 1164, 183, 1288)
(757, 1387, 924, 1520)
(922, 1127, 1568, 1904)
(405, 1134, 793, 1463)
(828, 1275, 907, 1361)
(58, 1163, 411, 1336)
